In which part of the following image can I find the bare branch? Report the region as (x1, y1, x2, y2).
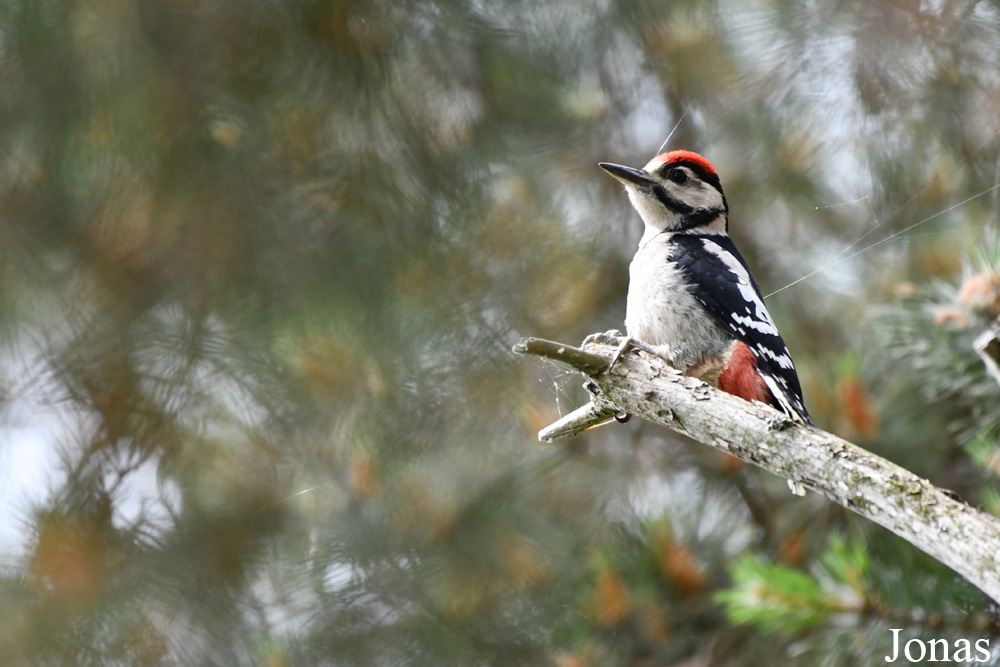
(511, 337, 611, 376)
(537, 400, 618, 442)
(514, 336, 1000, 604)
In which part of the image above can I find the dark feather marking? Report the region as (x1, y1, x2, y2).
(670, 234, 811, 424)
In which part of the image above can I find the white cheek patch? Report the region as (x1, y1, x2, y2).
(641, 162, 722, 211)
(681, 182, 723, 210)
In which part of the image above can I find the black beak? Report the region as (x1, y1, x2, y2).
(599, 162, 654, 187)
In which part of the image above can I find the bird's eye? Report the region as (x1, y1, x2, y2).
(667, 168, 688, 185)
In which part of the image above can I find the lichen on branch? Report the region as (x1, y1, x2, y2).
(514, 336, 1000, 604)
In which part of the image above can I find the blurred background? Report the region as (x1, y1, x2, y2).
(2, 1, 1000, 664)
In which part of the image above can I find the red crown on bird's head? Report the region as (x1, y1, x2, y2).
(643, 150, 717, 176)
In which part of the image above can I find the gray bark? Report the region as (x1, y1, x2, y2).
(513, 336, 1000, 604)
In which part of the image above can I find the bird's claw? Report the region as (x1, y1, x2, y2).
(582, 380, 631, 424)
(607, 337, 665, 373)
(607, 335, 634, 373)
(582, 329, 625, 348)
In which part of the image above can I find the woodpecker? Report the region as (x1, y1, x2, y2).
(597, 150, 811, 424)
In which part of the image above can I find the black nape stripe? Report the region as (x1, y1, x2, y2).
(677, 207, 725, 231)
(655, 161, 729, 215)
(651, 184, 723, 230)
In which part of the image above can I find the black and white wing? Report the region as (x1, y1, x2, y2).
(670, 233, 811, 424)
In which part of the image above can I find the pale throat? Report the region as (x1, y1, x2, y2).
(628, 188, 728, 240)
(627, 188, 680, 233)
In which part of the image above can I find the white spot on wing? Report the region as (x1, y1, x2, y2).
(700, 238, 779, 337)
(754, 343, 794, 370)
(760, 372, 806, 423)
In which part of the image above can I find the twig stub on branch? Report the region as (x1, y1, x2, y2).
(513, 334, 1000, 604)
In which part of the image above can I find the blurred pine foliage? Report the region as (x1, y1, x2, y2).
(1, 1, 1000, 665)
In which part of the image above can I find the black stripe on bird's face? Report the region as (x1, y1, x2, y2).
(676, 205, 727, 232)
(651, 183, 694, 215)
(655, 159, 725, 197)
(650, 184, 726, 232)
(654, 161, 729, 218)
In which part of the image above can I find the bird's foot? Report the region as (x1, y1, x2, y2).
(606, 336, 661, 373)
(606, 335, 633, 373)
(581, 331, 661, 423)
(582, 329, 625, 348)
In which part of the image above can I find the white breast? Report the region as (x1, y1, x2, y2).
(624, 233, 733, 369)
